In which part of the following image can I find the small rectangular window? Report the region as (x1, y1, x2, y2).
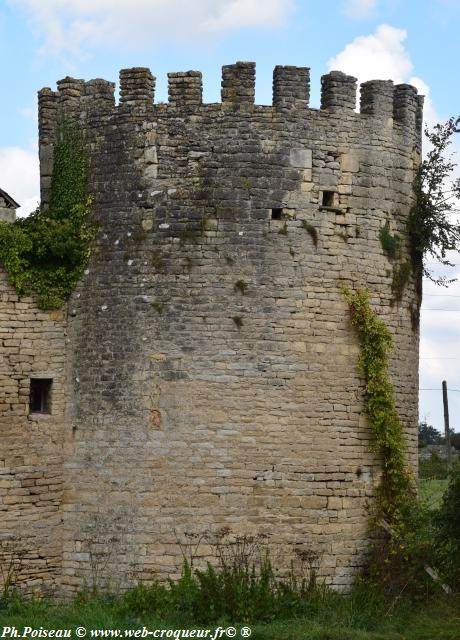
(271, 208, 283, 220)
(322, 191, 335, 207)
(29, 379, 52, 414)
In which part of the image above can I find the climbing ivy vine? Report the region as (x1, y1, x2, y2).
(0, 124, 96, 309)
(342, 286, 415, 527)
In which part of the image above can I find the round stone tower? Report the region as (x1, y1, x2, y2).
(35, 62, 423, 592)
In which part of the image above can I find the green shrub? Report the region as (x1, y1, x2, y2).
(435, 459, 460, 589)
(391, 261, 411, 302)
(121, 534, 320, 624)
(0, 124, 96, 309)
(419, 453, 449, 480)
(379, 221, 400, 259)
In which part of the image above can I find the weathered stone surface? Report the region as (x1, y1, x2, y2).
(0, 62, 422, 595)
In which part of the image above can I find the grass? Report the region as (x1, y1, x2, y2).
(418, 478, 448, 509)
(1, 590, 459, 640)
(418, 454, 449, 480)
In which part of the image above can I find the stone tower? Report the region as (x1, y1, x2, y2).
(0, 62, 422, 594)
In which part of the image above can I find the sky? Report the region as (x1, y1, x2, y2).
(1, 0, 459, 435)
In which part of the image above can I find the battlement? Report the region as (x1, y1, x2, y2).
(38, 61, 423, 132)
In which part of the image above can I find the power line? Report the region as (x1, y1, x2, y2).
(420, 388, 460, 392)
(424, 294, 460, 298)
(421, 308, 460, 311)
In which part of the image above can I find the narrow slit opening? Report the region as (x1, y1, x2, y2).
(29, 378, 53, 414)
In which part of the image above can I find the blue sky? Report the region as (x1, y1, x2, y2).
(1, 0, 460, 435)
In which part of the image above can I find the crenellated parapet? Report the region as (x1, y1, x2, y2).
(321, 71, 357, 113)
(273, 65, 310, 111)
(360, 80, 394, 120)
(119, 67, 155, 112)
(38, 61, 424, 134)
(394, 83, 422, 132)
(37, 61, 424, 208)
(168, 71, 203, 111)
(221, 61, 256, 110)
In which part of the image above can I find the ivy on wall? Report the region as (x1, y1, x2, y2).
(342, 286, 415, 527)
(0, 124, 96, 309)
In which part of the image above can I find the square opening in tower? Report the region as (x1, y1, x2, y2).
(322, 191, 336, 207)
(271, 208, 283, 220)
(29, 378, 52, 414)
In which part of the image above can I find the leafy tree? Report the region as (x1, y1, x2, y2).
(418, 420, 443, 447)
(409, 116, 460, 285)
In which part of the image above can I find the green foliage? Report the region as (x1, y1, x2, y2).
(418, 479, 448, 508)
(419, 454, 449, 480)
(277, 222, 288, 235)
(342, 292, 460, 598)
(49, 125, 88, 217)
(0, 124, 95, 309)
(435, 459, 460, 589)
(343, 287, 415, 526)
(409, 117, 460, 284)
(340, 287, 447, 596)
(450, 432, 460, 450)
(2, 572, 460, 639)
(121, 533, 320, 625)
(391, 261, 411, 302)
(1, 527, 459, 638)
(379, 221, 400, 259)
(418, 420, 443, 446)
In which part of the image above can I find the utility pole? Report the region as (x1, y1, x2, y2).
(442, 380, 452, 470)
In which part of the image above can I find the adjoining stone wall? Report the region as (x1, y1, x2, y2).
(0, 195, 16, 223)
(0, 61, 422, 594)
(0, 271, 66, 594)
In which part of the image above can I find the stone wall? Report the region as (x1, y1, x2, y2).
(0, 194, 16, 223)
(0, 61, 422, 594)
(0, 271, 66, 594)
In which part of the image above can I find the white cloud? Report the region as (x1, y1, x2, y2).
(344, 0, 378, 19)
(329, 25, 460, 431)
(328, 24, 442, 127)
(0, 146, 40, 217)
(9, 0, 293, 55)
(408, 76, 437, 128)
(328, 24, 412, 83)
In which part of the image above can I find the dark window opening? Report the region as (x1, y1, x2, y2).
(322, 191, 335, 207)
(271, 208, 283, 220)
(29, 379, 52, 414)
